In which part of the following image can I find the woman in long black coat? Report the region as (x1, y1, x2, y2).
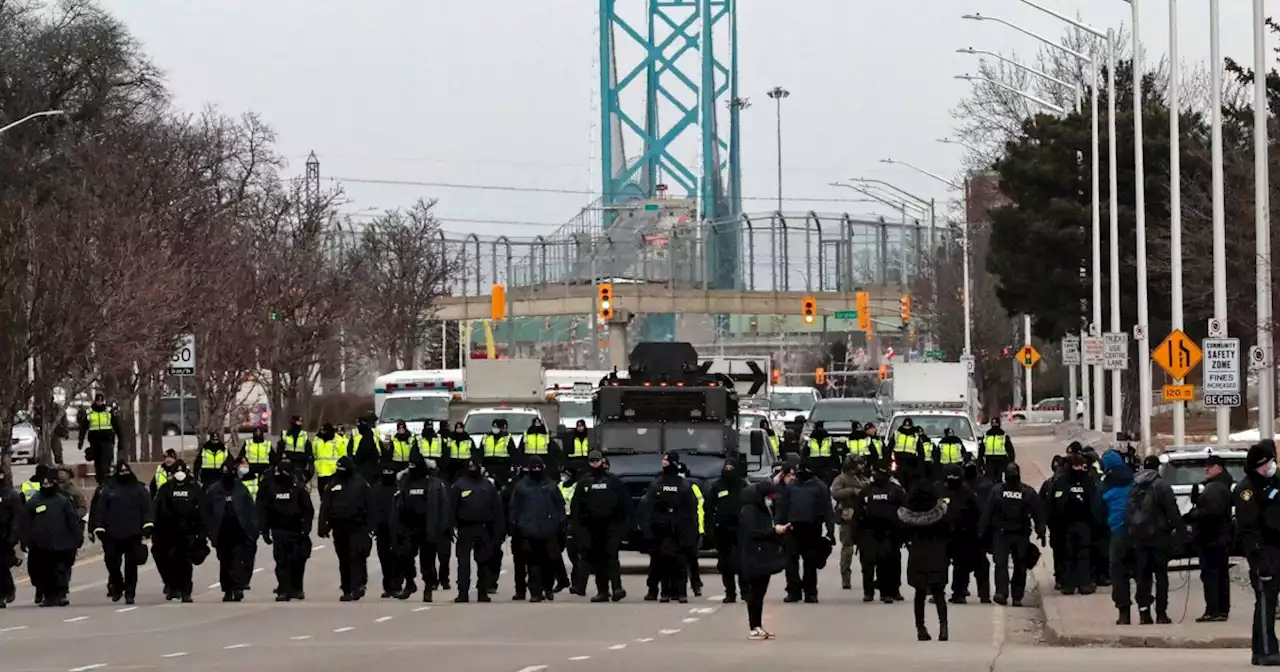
(739, 482, 788, 640)
(898, 480, 951, 641)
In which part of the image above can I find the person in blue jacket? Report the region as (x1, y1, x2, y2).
(1099, 449, 1136, 624)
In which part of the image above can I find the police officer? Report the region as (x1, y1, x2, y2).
(195, 434, 230, 488)
(1049, 454, 1103, 596)
(564, 420, 591, 475)
(640, 453, 699, 603)
(78, 393, 121, 485)
(706, 457, 747, 602)
(940, 464, 985, 604)
(23, 469, 82, 607)
(0, 473, 23, 607)
(151, 449, 179, 497)
(508, 456, 565, 603)
(758, 419, 781, 455)
(446, 421, 473, 483)
(518, 418, 560, 471)
(419, 423, 449, 466)
(240, 426, 274, 478)
(778, 458, 834, 603)
(1186, 454, 1235, 622)
(845, 422, 880, 465)
(571, 450, 631, 601)
(831, 455, 870, 592)
(892, 419, 926, 491)
(859, 465, 905, 603)
(319, 456, 373, 602)
(933, 428, 966, 479)
(88, 461, 154, 605)
(979, 418, 1015, 482)
(863, 422, 886, 470)
(351, 413, 384, 482)
(1235, 441, 1280, 665)
(981, 463, 1044, 607)
(482, 419, 514, 489)
(385, 421, 418, 473)
(258, 454, 314, 602)
(676, 462, 705, 597)
(803, 422, 840, 483)
(395, 455, 451, 602)
(312, 423, 347, 493)
(278, 416, 315, 484)
(450, 457, 503, 603)
(203, 460, 259, 602)
(152, 461, 204, 603)
(371, 462, 403, 599)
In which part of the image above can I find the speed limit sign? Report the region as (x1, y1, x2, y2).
(168, 333, 196, 376)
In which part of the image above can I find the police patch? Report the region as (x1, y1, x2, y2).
(1242, 489, 1254, 502)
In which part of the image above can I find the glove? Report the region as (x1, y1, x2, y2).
(262, 530, 273, 545)
(94, 529, 106, 543)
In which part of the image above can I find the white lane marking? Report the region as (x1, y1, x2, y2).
(515, 667, 547, 672)
(0, 625, 29, 633)
(208, 582, 221, 589)
(608, 644, 627, 650)
(160, 652, 188, 658)
(690, 607, 715, 614)
(314, 545, 326, 551)
(500, 569, 508, 575)
(681, 617, 699, 623)
(253, 567, 264, 574)
(64, 616, 89, 623)
(68, 665, 107, 672)
(115, 606, 137, 613)
(658, 629, 681, 635)
(290, 635, 312, 640)
(224, 644, 251, 649)
(569, 656, 591, 661)
(333, 627, 355, 633)
(413, 606, 431, 612)
(375, 616, 393, 623)
(635, 637, 653, 643)
(706, 594, 724, 602)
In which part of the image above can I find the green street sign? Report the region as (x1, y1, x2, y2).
(643, 203, 659, 211)
(833, 310, 858, 319)
(926, 350, 944, 361)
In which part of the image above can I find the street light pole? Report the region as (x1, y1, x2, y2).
(767, 87, 790, 213)
(0, 109, 65, 135)
(1107, 29, 1122, 437)
(1253, 0, 1275, 441)
(1169, 0, 1185, 448)
(1131, 0, 1152, 451)
(1210, 0, 1228, 447)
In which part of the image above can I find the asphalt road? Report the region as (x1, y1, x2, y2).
(1, 428, 1258, 672)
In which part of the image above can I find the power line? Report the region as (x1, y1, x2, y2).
(325, 176, 896, 205)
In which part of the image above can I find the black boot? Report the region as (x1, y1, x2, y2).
(917, 625, 931, 641)
(1156, 611, 1172, 625)
(1139, 608, 1154, 625)
(939, 623, 949, 642)
(612, 589, 627, 602)
(1116, 608, 1131, 625)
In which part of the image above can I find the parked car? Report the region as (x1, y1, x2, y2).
(159, 396, 200, 436)
(1007, 397, 1084, 424)
(10, 420, 37, 465)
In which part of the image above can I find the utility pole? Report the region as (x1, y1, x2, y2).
(766, 86, 789, 212)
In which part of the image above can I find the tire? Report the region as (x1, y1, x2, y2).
(1012, 414, 1027, 422)
(162, 424, 180, 437)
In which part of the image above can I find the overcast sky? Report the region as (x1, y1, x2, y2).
(101, 0, 1259, 243)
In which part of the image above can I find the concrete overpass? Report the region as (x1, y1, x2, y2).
(435, 283, 903, 322)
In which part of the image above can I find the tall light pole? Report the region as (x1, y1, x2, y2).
(937, 139, 978, 363)
(0, 109, 65, 135)
(1254, 0, 1275, 441)
(1168, 0, 1185, 448)
(1210, 0, 1228, 446)
(767, 86, 790, 213)
(1125, 0, 1153, 450)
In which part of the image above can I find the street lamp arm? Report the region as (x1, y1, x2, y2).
(964, 14, 1089, 63)
(0, 109, 66, 135)
(847, 177, 930, 206)
(1015, 0, 1106, 39)
(831, 182, 928, 216)
(880, 159, 961, 190)
(957, 48, 1076, 92)
(938, 137, 987, 154)
(955, 75, 1066, 114)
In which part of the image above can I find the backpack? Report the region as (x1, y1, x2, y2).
(1126, 482, 1162, 541)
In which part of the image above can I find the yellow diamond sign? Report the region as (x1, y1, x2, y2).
(1016, 345, 1040, 370)
(1151, 329, 1202, 380)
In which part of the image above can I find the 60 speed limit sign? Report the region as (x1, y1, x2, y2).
(168, 333, 196, 376)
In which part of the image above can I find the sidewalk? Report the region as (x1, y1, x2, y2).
(1035, 557, 1252, 648)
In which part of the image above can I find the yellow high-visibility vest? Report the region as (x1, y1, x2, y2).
(983, 434, 1008, 457)
(313, 437, 346, 477)
(692, 483, 705, 535)
(352, 432, 381, 456)
(88, 410, 113, 432)
(847, 438, 874, 457)
(568, 437, 589, 458)
(767, 434, 780, 451)
(895, 434, 919, 455)
(807, 438, 832, 457)
(201, 448, 228, 471)
(391, 437, 416, 462)
(937, 441, 965, 465)
(283, 431, 309, 453)
(451, 438, 472, 460)
(244, 440, 273, 465)
(523, 433, 549, 455)
(21, 480, 40, 501)
(559, 482, 576, 515)
(154, 465, 169, 489)
(483, 435, 510, 458)
(244, 476, 260, 499)
(420, 437, 444, 458)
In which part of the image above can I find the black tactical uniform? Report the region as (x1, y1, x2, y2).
(980, 463, 1044, 606)
(640, 454, 699, 603)
(319, 456, 373, 601)
(705, 458, 747, 602)
(152, 464, 205, 602)
(370, 463, 403, 598)
(24, 475, 83, 607)
(395, 455, 451, 602)
(450, 458, 504, 602)
(859, 468, 905, 602)
(777, 460, 834, 603)
(88, 461, 154, 604)
(202, 463, 260, 602)
(258, 459, 315, 601)
(1049, 456, 1104, 596)
(572, 450, 632, 601)
(1235, 442, 1280, 665)
(1185, 454, 1235, 622)
(940, 465, 987, 603)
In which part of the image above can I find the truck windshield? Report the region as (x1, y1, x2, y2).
(380, 396, 451, 423)
(464, 412, 540, 435)
(558, 398, 592, 420)
(889, 415, 976, 441)
(1164, 459, 1246, 486)
(599, 425, 661, 453)
(770, 392, 816, 412)
(664, 426, 725, 453)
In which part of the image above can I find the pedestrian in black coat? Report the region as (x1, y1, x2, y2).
(508, 456, 565, 602)
(899, 480, 951, 642)
(203, 460, 260, 602)
(319, 456, 374, 601)
(1186, 454, 1235, 621)
(88, 460, 154, 604)
(705, 458, 748, 602)
(450, 458, 504, 602)
(940, 465, 986, 603)
(370, 462, 403, 599)
(738, 482, 787, 640)
(394, 455, 451, 602)
(24, 471, 83, 607)
(776, 459, 834, 603)
(257, 457, 315, 602)
(152, 462, 205, 602)
(0, 475, 22, 607)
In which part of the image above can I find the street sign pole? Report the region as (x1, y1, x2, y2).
(167, 334, 197, 457)
(1023, 315, 1033, 409)
(1063, 336, 1082, 425)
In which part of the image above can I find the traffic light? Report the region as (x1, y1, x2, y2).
(899, 295, 912, 324)
(771, 368, 781, 384)
(878, 364, 889, 381)
(802, 296, 817, 325)
(597, 283, 614, 321)
(490, 284, 506, 321)
(856, 291, 871, 331)
(814, 367, 826, 385)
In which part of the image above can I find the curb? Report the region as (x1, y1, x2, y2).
(1034, 557, 1250, 649)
